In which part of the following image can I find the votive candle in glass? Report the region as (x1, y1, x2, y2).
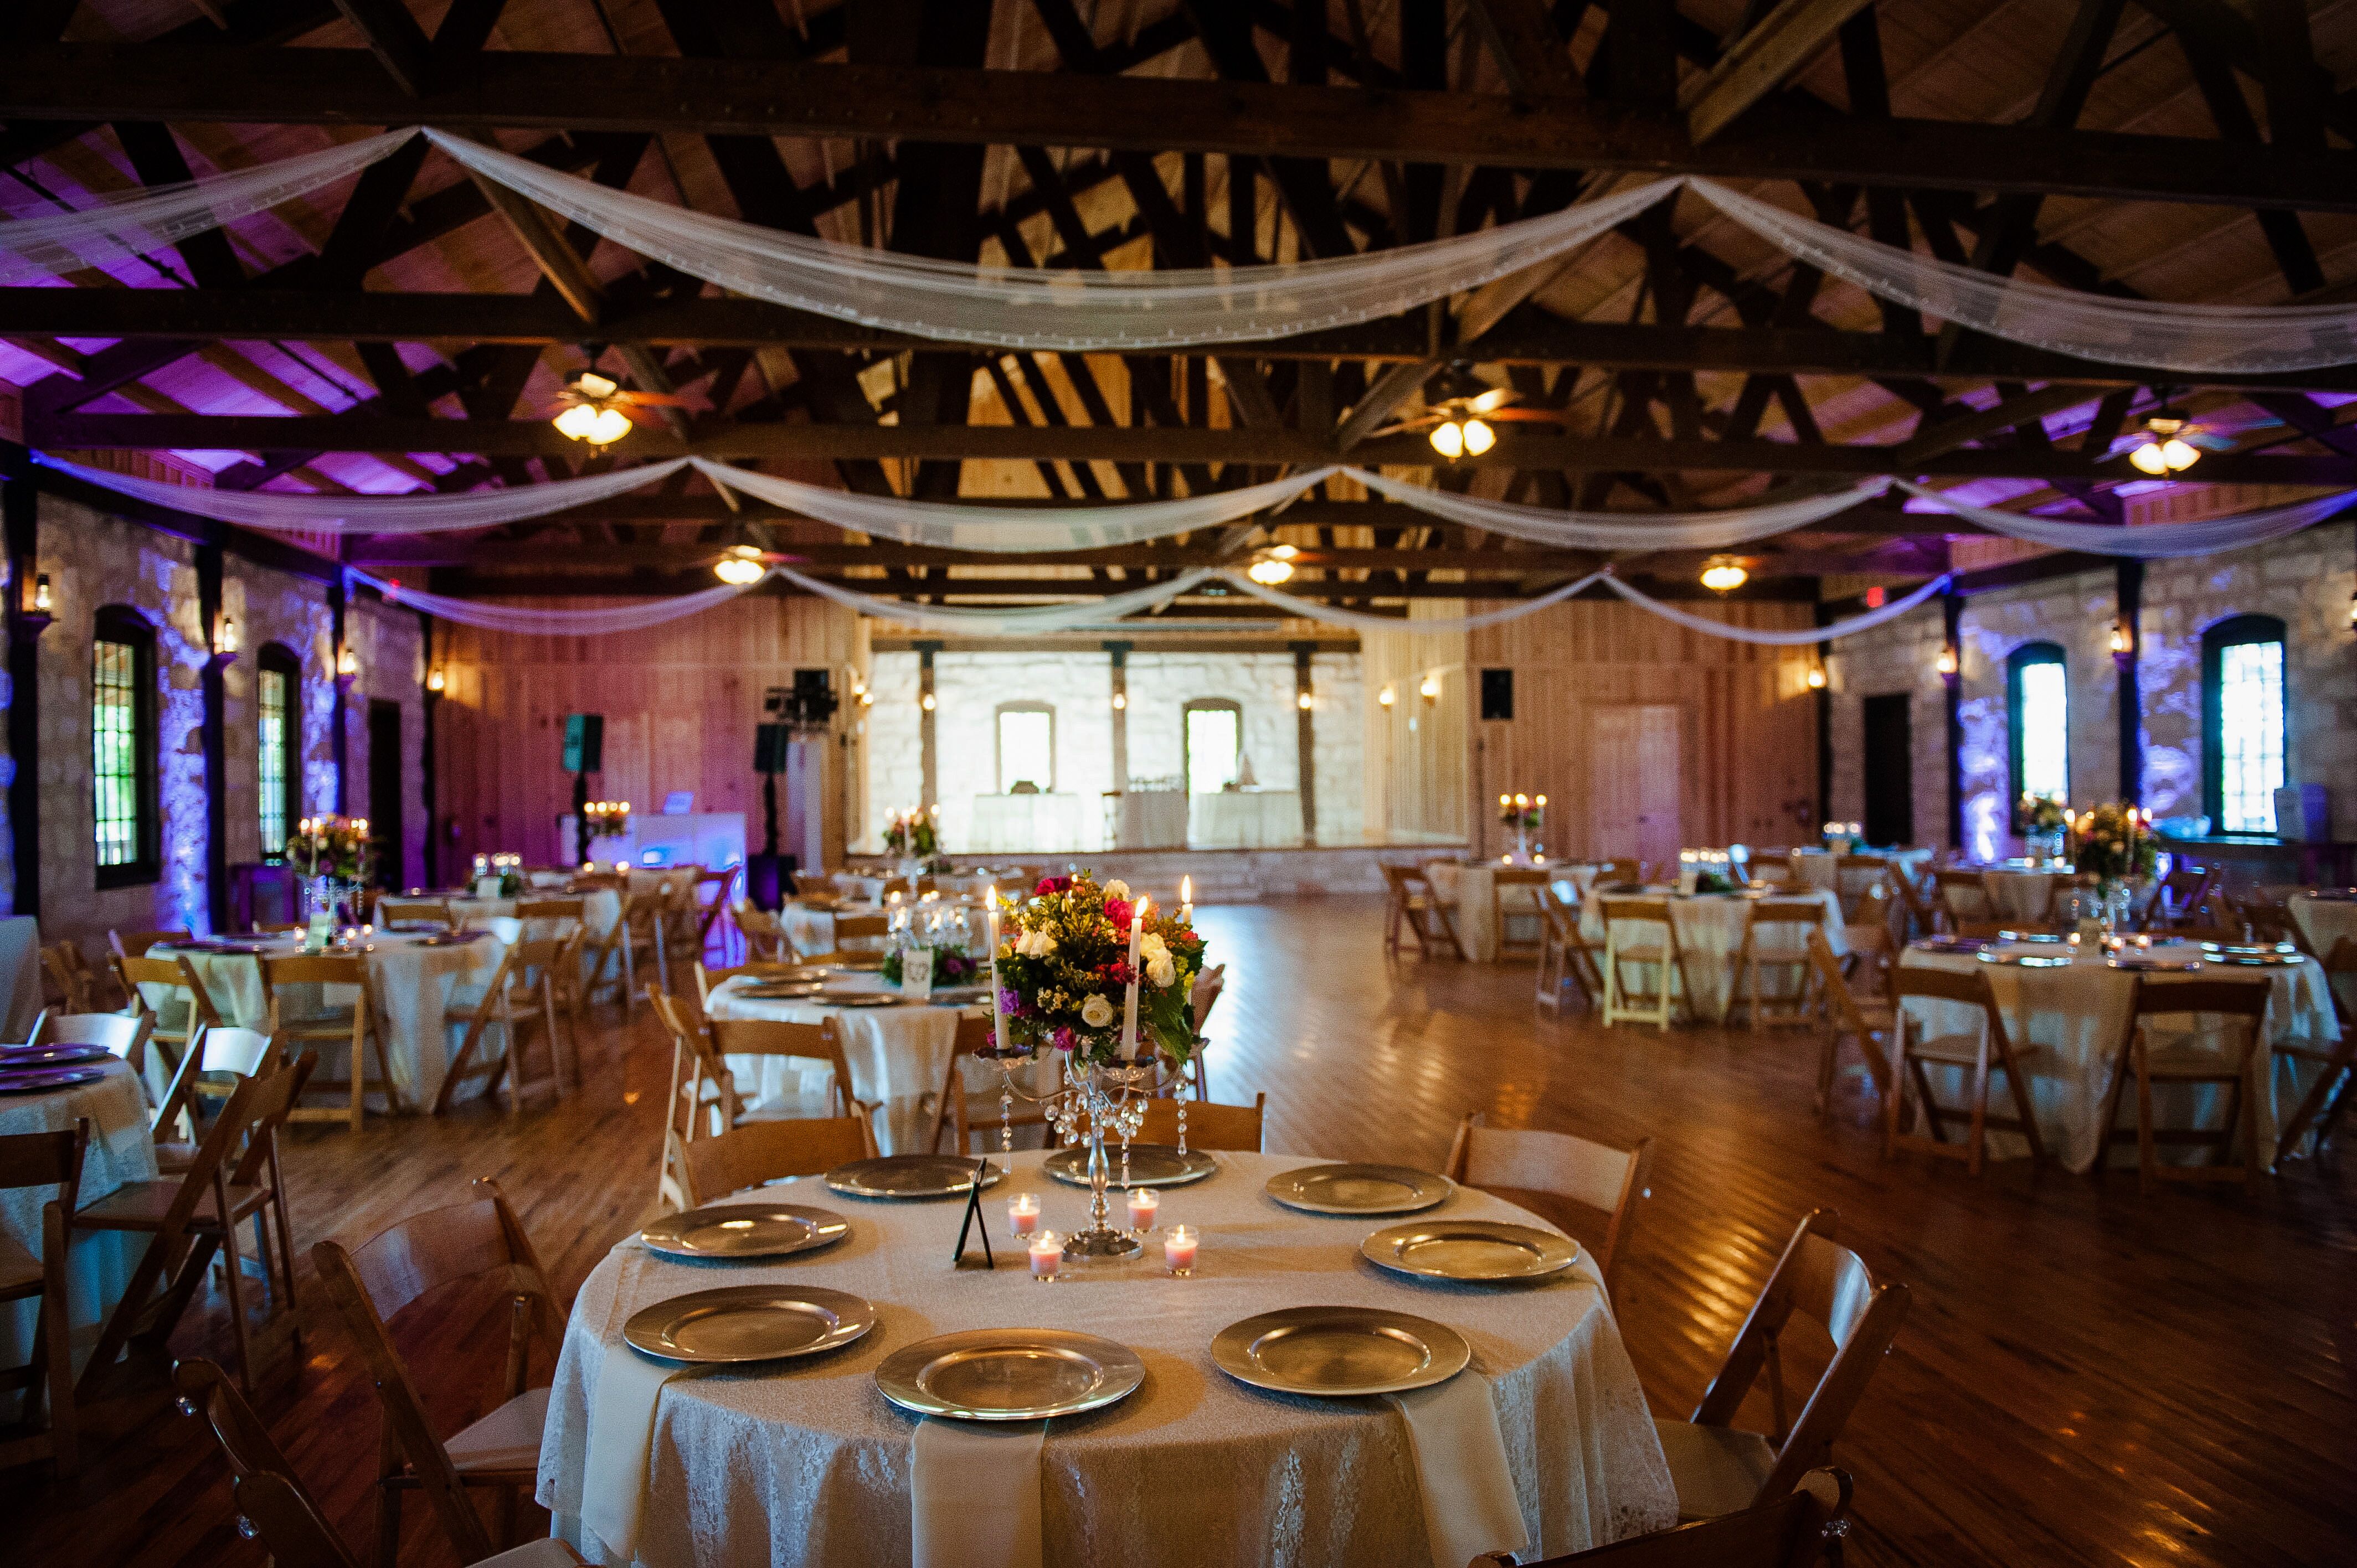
(1162, 1224, 1198, 1276)
(1126, 1188, 1160, 1232)
(1029, 1230, 1063, 1282)
(1007, 1193, 1041, 1237)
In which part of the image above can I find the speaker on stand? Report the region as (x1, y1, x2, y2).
(747, 674, 837, 910)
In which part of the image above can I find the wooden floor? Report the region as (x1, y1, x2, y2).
(12, 898, 2355, 1567)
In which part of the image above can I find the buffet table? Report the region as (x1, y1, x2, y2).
(1111, 790, 1188, 850)
(1190, 788, 1302, 849)
(970, 795, 1092, 854)
(536, 1149, 1676, 1568)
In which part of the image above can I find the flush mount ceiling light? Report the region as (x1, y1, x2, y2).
(1699, 555, 1749, 592)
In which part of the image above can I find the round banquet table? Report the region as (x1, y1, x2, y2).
(0, 1058, 157, 1410)
(1897, 944, 2342, 1172)
(146, 932, 508, 1110)
(1944, 866, 2160, 927)
(536, 1149, 1677, 1568)
(704, 972, 989, 1154)
(779, 901, 892, 958)
(1581, 887, 1846, 1023)
(2288, 893, 2357, 964)
(446, 888, 622, 941)
(1421, 863, 1602, 963)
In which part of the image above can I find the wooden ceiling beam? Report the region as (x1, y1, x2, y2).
(14, 46, 2357, 209)
(420, 569, 1823, 603)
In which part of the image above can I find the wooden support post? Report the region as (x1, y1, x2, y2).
(1293, 641, 1319, 843)
(197, 543, 229, 934)
(1105, 641, 1130, 791)
(2116, 558, 2144, 806)
(1814, 603, 1834, 831)
(1943, 589, 1965, 852)
(330, 577, 348, 813)
(4, 478, 43, 917)
(418, 610, 439, 889)
(917, 641, 940, 812)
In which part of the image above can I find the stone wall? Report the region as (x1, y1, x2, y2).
(346, 595, 426, 888)
(219, 556, 338, 871)
(1828, 520, 2357, 857)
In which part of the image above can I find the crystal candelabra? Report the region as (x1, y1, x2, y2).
(985, 1046, 1194, 1266)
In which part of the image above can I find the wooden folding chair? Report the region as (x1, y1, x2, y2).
(1887, 966, 2046, 1176)
(1891, 864, 1942, 943)
(1444, 1111, 1651, 1293)
(828, 912, 892, 951)
(0, 1117, 86, 1475)
(578, 888, 636, 1009)
(1932, 869, 1991, 930)
(261, 952, 403, 1130)
(1182, 962, 1227, 1099)
(1653, 1210, 1910, 1521)
(148, 1024, 280, 1175)
(510, 898, 590, 1037)
(693, 867, 738, 962)
(1380, 863, 1466, 960)
(1476, 1468, 1852, 1567)
(374, 899, 455, 930)
(706, 1015, 864, 1126)
(174, 1358, 589, 1568)
(2092, 977, 2273, 1196)
(2154, 864, 2217, 931)
(2274, 937, 2357, 1167)
(1732, 899, 1826, 1030)
(435, 937, 574, 1117)
(1600, 897, 1684, 1030)
(1805, 929, 1895, 1116)
(1493, 868, 1552, 961)
(790, 871, 838, 900)
(673, 1115, 877, 1209)
(109, 929, 191, 960)
(932, 1014, 1062, 1157)
(113, 953, 224, 1102)
(1536, 882, 1605, 1014)
(39, 941, 102, 1015)
(649, 991, 739, 1211)
(74, 1054, 314, 1396)
(733, 900, 794, 961)
(311, 1179, 562, 1566)
(1831, 856, 1889, 921)
(1118, 1091, 1264, 1152)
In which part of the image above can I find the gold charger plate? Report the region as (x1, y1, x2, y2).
(1264, 1163, 1453, 1216)
(812, 989, 903, 1007)
(826, 955, 888, 972)
(2107, 955, 2205, 971)
(639, 1202, 850, 1262)
(733, 981, 828, 999)
(622, 1284, 874, 1365)
(1977, 950, 2073, 968)
(1043, 1143, 1218, 1189)
(875, 1329, 1145, 1421)
(825, 1155, 1002, 1200)
(1211, 1306, 1469, 1397)
(1360, 1219, 1580, 1283)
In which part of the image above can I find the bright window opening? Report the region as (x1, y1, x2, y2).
(93, 638, 141, 869)
(1186, 706, 1241, 796)
(996, 707, 1054, 793)
(2016, 659, 2070, 805)
(2217, 639, 2284, 833)
(259, 666, 291, 854)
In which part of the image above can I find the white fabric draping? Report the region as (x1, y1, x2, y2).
(351, 569, 764, 636)
(770, 563, 1217, 635)
(1217, 568, 1608, 632)
(0, 129, 411, 286)
(1354, 471, 1890, 549)
(1687, 178, 2357, 374)
(689, 458, 1334, 551)
(1893, 479, 2357, 559)
(1594, 571, 1953, 646)
(426, 129, 1682, 352)
(37, 452, 692, 534)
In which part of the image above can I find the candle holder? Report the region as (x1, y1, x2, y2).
(1162, 1224, 1199, 1277)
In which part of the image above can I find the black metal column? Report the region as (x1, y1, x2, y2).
(1943, 590, 1965, 852)
(2116, 559, 2144, 806)
(329, 576, 348, 813)
(197, 544, 229, 933)
(419, 610, 439, 889)
(4, 481, 42, 917)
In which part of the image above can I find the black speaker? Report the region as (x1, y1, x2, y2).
(1480, 669, 1515, 721)
(753, 723, 791, 773)
(562, 713, 604, 773)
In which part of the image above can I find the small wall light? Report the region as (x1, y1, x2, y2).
(210, 613, 239, 666)
(920, 691, 936, 711)
(426, 666, 446, 694)
(1111, 690, 1127, 710)
(1377, 684, 1396, 708)
(2109, 619, 2135, 669)
(1296, 690, 1314, 711)
(1419, 673, 1441, 702)
(1936, 644, 1959, 686)
(1805, 664, 1827, 690)
(30, 575, 52, 615)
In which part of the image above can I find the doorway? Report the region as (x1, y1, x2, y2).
(1589, 706, 1681, 869)
(367, 699, 404, 890)
(1862, 693, 1915, 848)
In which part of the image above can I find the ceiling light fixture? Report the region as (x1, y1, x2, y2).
(2128, 398, 2201, 476)
(553, 367, 637, 448)
(1428, 419, 1465, 459)
(1699, 555, 1749, 593)
(1247, 556, 1295, 585)
(713, 546, 768, 586)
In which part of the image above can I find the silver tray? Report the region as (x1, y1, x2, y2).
(1211, 1306, 1469, 1397)
(639, 1202, 850, 1262)
(623, 1284, 875, 1365)
(874, 1328, 1144, 1421)
(1043, 1143, 1218, 1189)
(1264, 1163, 1453, 1216)
(1977, 950, 2072, 968)
(2201, 952, 2301, 967)
(825, 1155, 1002, 1199)
(1360, 1219, 1581, 1283)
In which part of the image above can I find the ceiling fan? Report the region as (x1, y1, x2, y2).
(544, 356, 694, 447)
(2119, 395, 2282, 476)
(1366, 362, 1562, 458)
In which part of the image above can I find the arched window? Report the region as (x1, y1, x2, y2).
(2006, 642, 2070, 820)
(2202, 613, 2287, 833)
(92, 605, 159, 888)
(257, 642, 302, 855)
(1182, 698, 1244, 795)
(994, 702, 1056, 793)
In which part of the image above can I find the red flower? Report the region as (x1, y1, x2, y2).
(1036, 874, 1072, 895)
(1104, 898, 1133, 930)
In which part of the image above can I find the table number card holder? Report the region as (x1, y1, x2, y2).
(952, 1157, 997, 1270)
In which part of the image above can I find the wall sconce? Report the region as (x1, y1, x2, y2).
(1935, 643, 1959, 687)
(1377, 684, 1396, 708)
(1419, 673, 1440, 703)
(1111, 690, 1127, 710)
(209, 613, 239, 667)
(336, 644, 359, 688)
(1296, 689, 1314, 711)
(920, 691, 936, 712)
(425, 666, 446, 694)
(1805, 663, 1826, 691)
(32, 575, 51, 615)
(13, 572, 54, 642)
(2109, 619, 2135, 670)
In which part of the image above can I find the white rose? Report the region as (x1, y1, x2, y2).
(1147, 954, 1177, 988)
(1138, 931, 1169, 963)
(1017, 929, 1056, 958)
(1080, 993, 1115, 1028)
(1102, 879, 1130, 901)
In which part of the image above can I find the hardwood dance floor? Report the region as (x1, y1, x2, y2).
(13, 898, 2355, 1567)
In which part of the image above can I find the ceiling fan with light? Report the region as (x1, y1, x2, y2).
(545, 349, 693, 447)
(1364, 362, 1563, 460)
(2119, 393, 2282, 477)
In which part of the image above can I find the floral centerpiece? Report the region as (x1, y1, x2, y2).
(2070, 802, 2157, 884)
(289, 814, 373, 926)
(879, 945, 977, 988)
(994, 873, 1204, 1069)
(882, 805, 939, 860)
(583, 800, 631, 840)
(2020, 792, 2068, 859)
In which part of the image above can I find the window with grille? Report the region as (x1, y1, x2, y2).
(1183, 699, 1243, 796)
(258, 644, 301, 855)
(92, 606, 158, 887)
(2202, 615, 2288, 834)
(2006, 643, 2070, 818)
(994, 703, 1055, 793)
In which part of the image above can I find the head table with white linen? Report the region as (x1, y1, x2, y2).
(704, 972, 987, 1155)
(146, 931, 509, 1110)
(1898, 943, 2341, 1172)
(0, 1057, 157, 1401)
(1581, 887, 1847, 1023)
(537, 1149, 1676, 1568)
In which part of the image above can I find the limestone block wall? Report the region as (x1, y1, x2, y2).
(219, 557, 338, 871)
(346, 596, 426, 888)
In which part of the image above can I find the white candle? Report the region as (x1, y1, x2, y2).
(1180, 875, 1192, 926)
(985, 885, 1010, 1057)
(1162, 1224, 1198, 1276)
(1007, 1192, 1040, 1237)
(1120, 895, 1148, 1059)
(1029, 1230, 1062, 1281)
(1126, 1187, 1160, 1232)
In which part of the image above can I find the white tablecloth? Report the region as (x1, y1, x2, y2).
(1583, 889, 1847, 1023)
(536, 1149, 1675, 1568)
(1190, 790, 1302, 849)
(970, 795, 1092, 854)
(706, 973, 987, 1155)
(1425, 863, 1602, 963)
(1111, 791, 1188, 850)
(447, 888, 622, 941)
(781, 902, 893, 958)
(1787, 849, 1933, 903)
(1898, 947, 2341, 1172)
(0, 915, 42, 1041)
(148, 933, 509, 1110)
(0, 1057, 157, 1404)
(2289, 895, 2357, 964)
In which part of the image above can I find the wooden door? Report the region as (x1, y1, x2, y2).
(1862, 693, 1915, 848)
(1591, 706, 1682, 866)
